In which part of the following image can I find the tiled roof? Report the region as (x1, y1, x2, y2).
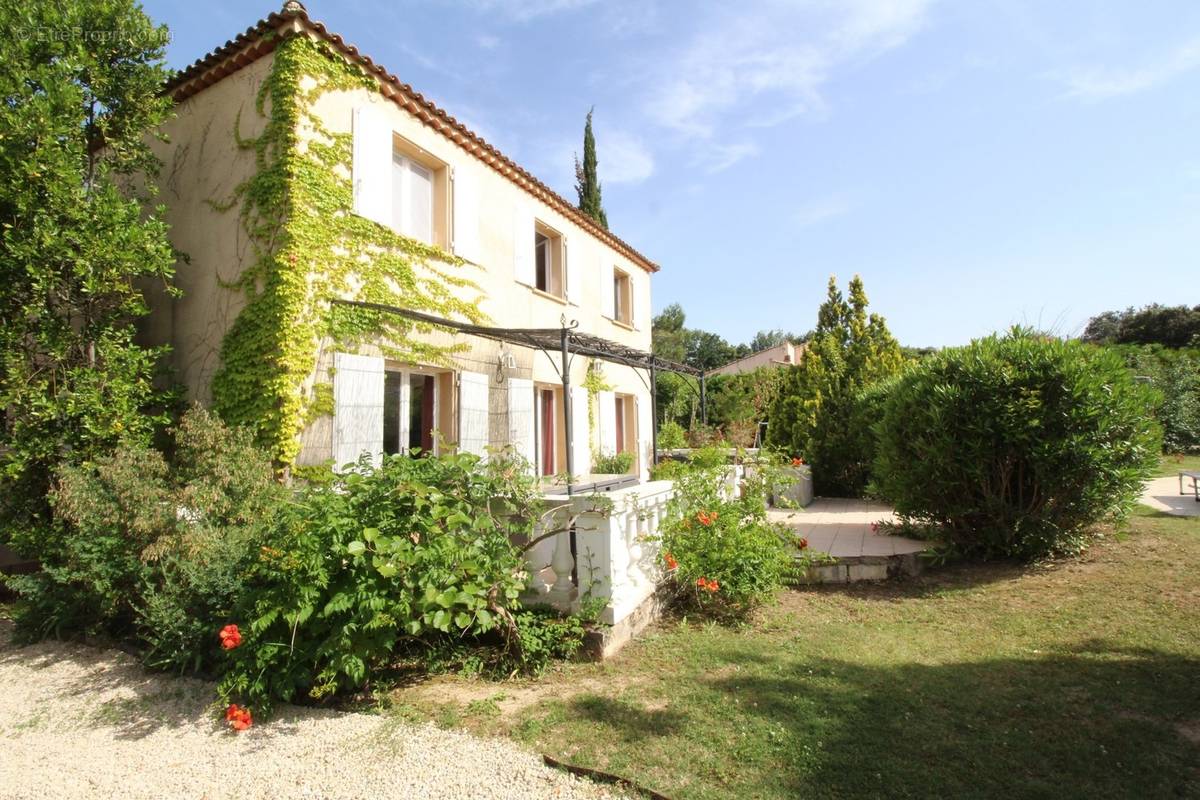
(163, 1, 659, 273)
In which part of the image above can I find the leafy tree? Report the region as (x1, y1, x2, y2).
(687, 330, 740, 371)
(767, 276, 904, 496)
(0, 1, 176, 533)
(748, 329, 810, 353)
(652, 303, 688, 364)
(573, 107, 607, 229)
(1082, 304, 1200, 348)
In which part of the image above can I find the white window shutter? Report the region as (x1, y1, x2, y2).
(600, 257, 615, 319)
(459, 371, 490, 457)
(636, 392, 653, 481)
(565, 239, 580, 306)
(398, 376, 411, 455)
(506, 377, 536, 471)
(513, 202, 535, 286)
(333, 352, 385, 470)
(627, 271, 639, 329)
(571, 386, 589, 475)
(597, 390, 617, 456)
(452, 167, 481, 263)
(352, 106, 392, 228)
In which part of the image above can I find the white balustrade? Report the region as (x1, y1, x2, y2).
(520, 481, 676, 625)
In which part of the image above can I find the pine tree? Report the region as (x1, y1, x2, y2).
(574, 107, 608, 229)
(767, 276, 904, 496)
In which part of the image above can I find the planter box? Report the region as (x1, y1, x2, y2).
(774, 466, 813, 508)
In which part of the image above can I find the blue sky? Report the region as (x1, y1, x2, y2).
(143, 0, 1200, 347)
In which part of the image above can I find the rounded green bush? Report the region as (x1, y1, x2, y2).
(873, 329, 1160, 559)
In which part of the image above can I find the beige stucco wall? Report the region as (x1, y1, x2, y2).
(144, 46, 655, 477)
(138, 54, 275, 405)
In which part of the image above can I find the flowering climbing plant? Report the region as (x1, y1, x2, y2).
(654, 450, 795, 617)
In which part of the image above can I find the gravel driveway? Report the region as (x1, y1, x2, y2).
(0, 620, 627, 800)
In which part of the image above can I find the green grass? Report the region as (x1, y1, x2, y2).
(398, 507, 1200, 799)
(1156, 453, 1200, 476)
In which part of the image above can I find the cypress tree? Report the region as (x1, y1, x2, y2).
(574, 107, 608, 229)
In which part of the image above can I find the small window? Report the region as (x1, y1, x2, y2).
(392, 151, 435, 244)
(613, 268, 632, 325)
(534, 224, 565, 298)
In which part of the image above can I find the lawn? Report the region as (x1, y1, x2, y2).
(1156, 452, 1200, 476)
(393, 506, 1200, 799)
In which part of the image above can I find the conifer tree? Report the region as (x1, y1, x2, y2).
(574, 107, 608, 229)
(768, 276, 904, 495)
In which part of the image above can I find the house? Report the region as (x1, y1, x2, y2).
(139, 1, 659, 484)
(709, 340, 805, 376)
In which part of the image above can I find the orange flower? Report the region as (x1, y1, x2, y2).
(695, 577, 719, 594)
(218, 624, 242, 651)
(791, 457, 805, 467)
(706, 579, 720, 593)
(798, 537, 808, 550)
(696, 510, 718, 527)
(664, 552, 679, 570)
(225, 704, 253, 732)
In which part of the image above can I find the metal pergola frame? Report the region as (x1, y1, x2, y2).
(330, 299, 709, 498)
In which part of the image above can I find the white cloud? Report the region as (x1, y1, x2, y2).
(523, 124, 655, 196)
(599, 129, 656, 184)
(1057, 35, 1200, 101)
(467, 0, 600, 22)
(642, 0, 933, 137)
(475, 33, 502, 50)
(795, 193, 854, 228)
(701, 141, 760, 173)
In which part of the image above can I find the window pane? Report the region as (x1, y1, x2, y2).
(391, 153, 407, 234)
(383, 371, 403, 455)
(408, 161, 433, 243)
(535, 233, 548, 291)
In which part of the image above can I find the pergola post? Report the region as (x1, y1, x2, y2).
(560, 325, 574, 495)
(650, 361, 658, 466)
(700, 372, 708, 426)
(560, 325, 578, 586)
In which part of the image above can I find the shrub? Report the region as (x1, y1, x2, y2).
(4, 407, 284, 673)
(656, 454, 795, 616)
(657, 419, 687, 450)
(873, 330, 1160, 559)
(592, 451, 634, 474)
(216, 449, 541, 715)
(1112, 344, 1200, 453)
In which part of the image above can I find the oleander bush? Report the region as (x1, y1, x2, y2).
(873, 329, 1160, 559)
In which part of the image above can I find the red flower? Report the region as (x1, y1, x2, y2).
(696, 510, 719, 527)
(798, 537, 808, 550)
(225, 704, 253, 732)
(219, 624, 242, 651)
(695, 577, 719, 594)
(791, 457, 805, 467)
(664, 552, 679, 570)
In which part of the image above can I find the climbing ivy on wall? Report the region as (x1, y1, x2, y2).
(210, 34, 486, 465)
(582, 359, 612, 453)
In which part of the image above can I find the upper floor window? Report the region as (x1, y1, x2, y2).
(534, 224, 565, 298)
(613, 268, 632, 325)
(392, 151, 434, 244)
